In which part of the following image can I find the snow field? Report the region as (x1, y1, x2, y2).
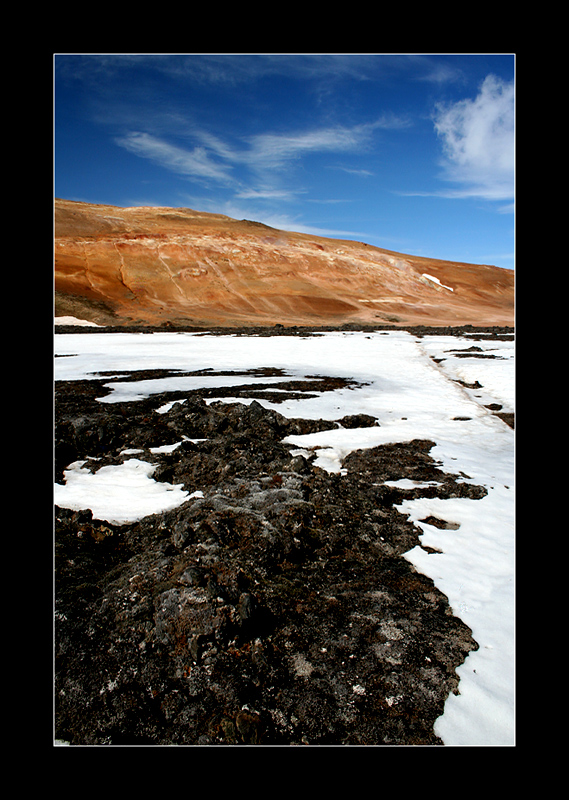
(54, 329, 514, 746)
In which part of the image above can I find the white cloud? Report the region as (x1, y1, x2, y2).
(235, 188, 303, 201)
(246, 125, 371, 171)
(115, 117, 404, 198)
(332, 166, 374, 177)
(432, 75, 514, 202)
(115, 131, 235, 185)
(181, 196, 367, 241)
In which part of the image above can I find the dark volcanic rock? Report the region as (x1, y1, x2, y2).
(54, 366, 483, 746)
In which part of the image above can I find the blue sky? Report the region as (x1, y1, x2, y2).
(54, 53, 515, 270)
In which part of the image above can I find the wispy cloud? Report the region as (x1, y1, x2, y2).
(192, 198, 372, 240)
(245, 123, 375, 172)
(115, 116, 407, 198)
(432, 74, 514, 202)
(243, 116, 406, 173)
(329, 166, 374, 177)
(411, 56, 465, 86)
(234, 188, 305, 201)
(115, 131, 236, 185)
(63, 53, 465, 91)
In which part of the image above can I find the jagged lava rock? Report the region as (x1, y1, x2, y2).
(55, 382, 483, 745)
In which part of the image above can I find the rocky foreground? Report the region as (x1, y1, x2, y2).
(54, 326, 511, 746)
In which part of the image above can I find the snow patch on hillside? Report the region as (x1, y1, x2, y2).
(55, 316, 101, 327)
(422, 273, 454, 292)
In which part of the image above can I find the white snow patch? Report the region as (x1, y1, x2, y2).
(55, 316, 101, 327)
(98, 373, 296, 404)
(149, 442, 182, 454)
(54, 458, 190, 524)
(421, 273, 454, 292)
(418, 335, 514, 413)
(382, 479, 443, 489)
(400, 488, 514, 746)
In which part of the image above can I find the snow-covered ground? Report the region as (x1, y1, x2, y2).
(54, 329, 515, 746)
(55, 316, 101, 327)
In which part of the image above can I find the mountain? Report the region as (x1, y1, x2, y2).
(54, 199, 514, 328)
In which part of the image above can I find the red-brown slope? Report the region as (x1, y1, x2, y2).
(54, 199, 514, 328)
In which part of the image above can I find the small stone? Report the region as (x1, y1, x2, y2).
(237, 592, 256, 622)
(189, 633, 206, 663)
(288, 455, 310, 473)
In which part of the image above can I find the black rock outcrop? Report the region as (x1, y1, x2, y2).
(55, 367, 484, 745)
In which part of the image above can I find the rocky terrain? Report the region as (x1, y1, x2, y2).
(54, 199, 514, 329)
(53, 326, 513, 746)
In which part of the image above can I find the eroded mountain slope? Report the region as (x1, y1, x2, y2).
(55, 199, 514, 328)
